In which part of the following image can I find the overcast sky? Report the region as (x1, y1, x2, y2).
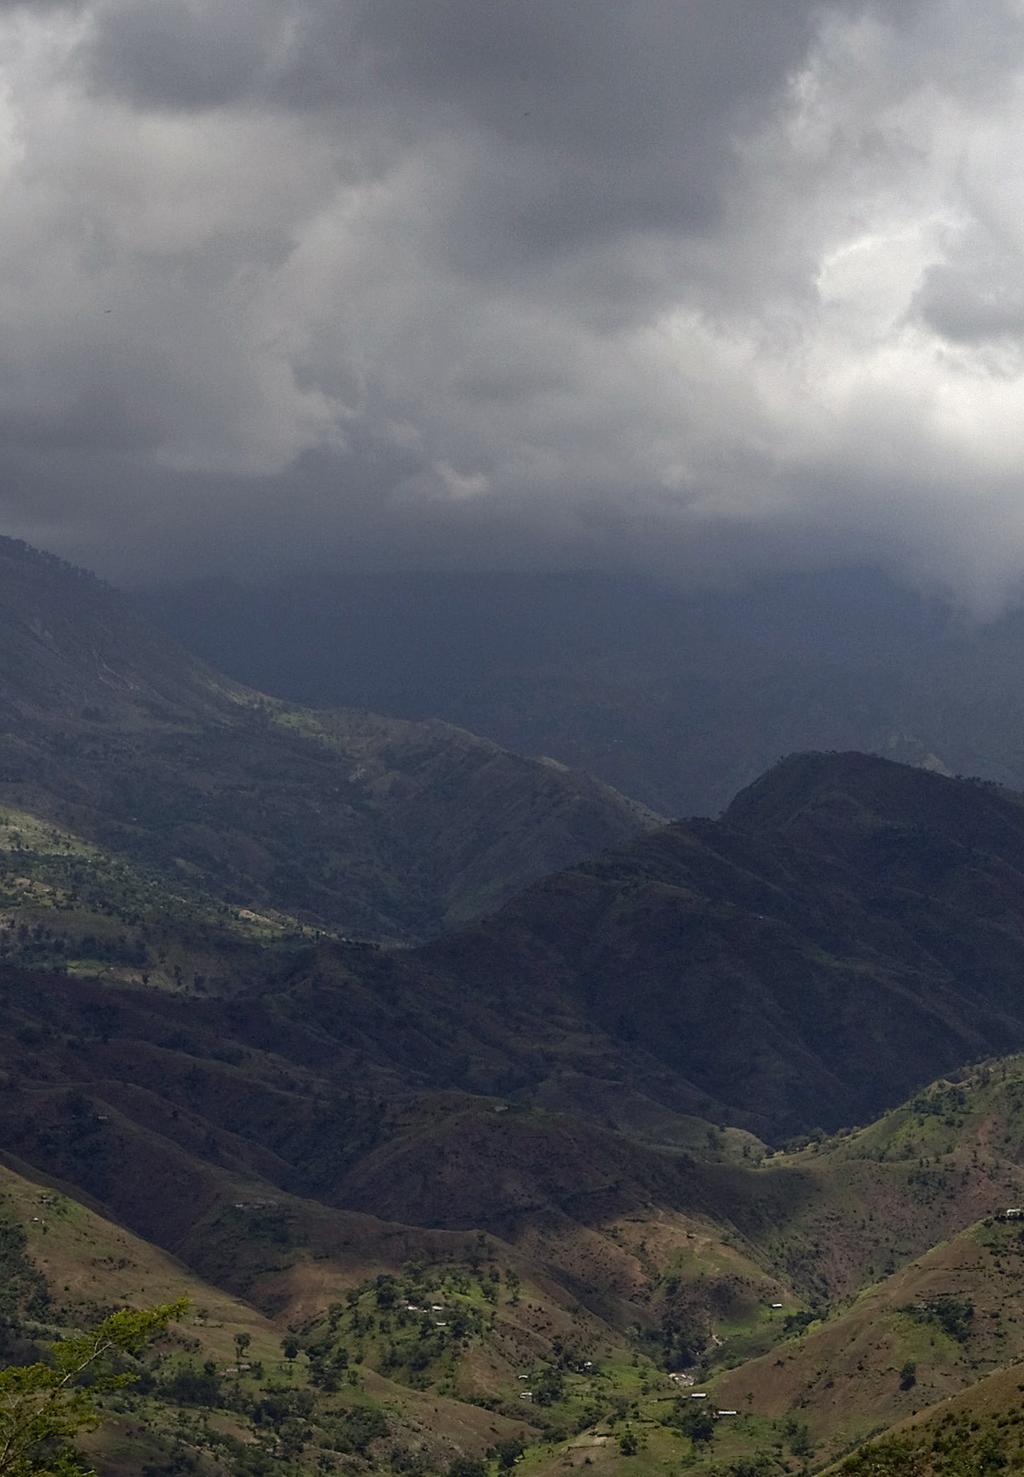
(2, 1, 1024, 605)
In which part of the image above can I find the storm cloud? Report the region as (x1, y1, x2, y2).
(3, 0, 1024, 605)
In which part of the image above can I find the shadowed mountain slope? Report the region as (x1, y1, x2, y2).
(0, 538, 658, 940)
(345, 752, 1024, 1135)
(50, 748, 1017, 1147)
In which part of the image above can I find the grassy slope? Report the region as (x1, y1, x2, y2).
(682, 1057, 1024, 1470)
(0, 1157, 537, 1476)
(825, 1358, 1024, 1475)
(9, 980, 1024, 1471)
(749, 1058, 1024, 1301)
(711, 1217, 1024, 1466)
(0, 800, 319, 995)
(0, 1158, 274, 1354)
(0, 995, 820, 1473)
(452, 1057, 1024, 1476)
(10, 1020, 1024, 1472)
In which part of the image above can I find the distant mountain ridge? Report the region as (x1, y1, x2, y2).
(0, 537, 659, 939)
(142, 565, 1024, 815)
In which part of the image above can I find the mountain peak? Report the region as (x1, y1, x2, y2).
(724, 749, 1011, 840)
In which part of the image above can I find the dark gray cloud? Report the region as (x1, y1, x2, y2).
(1, 0, 1024, 607)
(83, 0, 289, 110)
(84, 0, 817, 260)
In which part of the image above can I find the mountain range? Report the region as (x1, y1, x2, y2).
(2, 538, 1024, 1473)
(0, 539, 656, 943)
(143, 565, 1024, 815)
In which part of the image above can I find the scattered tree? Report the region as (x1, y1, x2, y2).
(0, 1298, 185, 1476)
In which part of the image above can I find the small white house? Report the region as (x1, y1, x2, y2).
(1006, 1208, 1024, 1219)
(771, 1302, 784, 1309)
(690, 1392, 708, 1399)
(717, 1410, 738, 1417)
